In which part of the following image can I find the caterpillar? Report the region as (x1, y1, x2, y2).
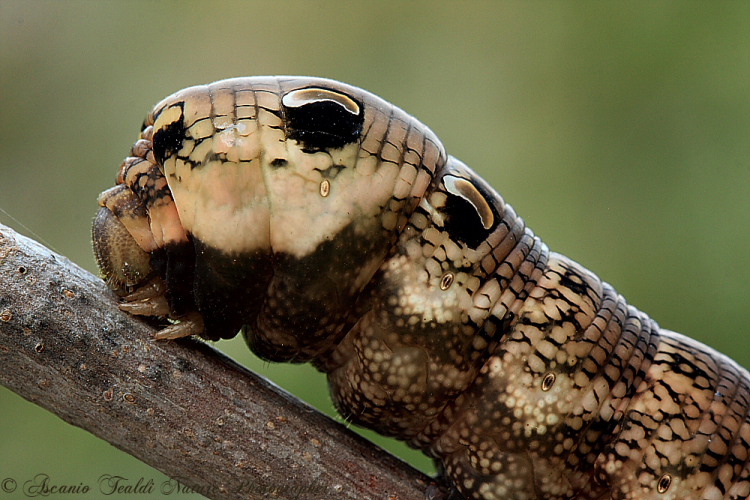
(92, 77, 750, 500)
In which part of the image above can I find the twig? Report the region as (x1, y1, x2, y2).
(0, 223, 443, 500)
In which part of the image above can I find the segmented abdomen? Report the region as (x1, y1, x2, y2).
(326, 152, 750, 499)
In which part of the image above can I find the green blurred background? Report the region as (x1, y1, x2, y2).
(2, 1, 750, 498)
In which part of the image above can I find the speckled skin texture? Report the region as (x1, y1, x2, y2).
(93, 77, 750, 500)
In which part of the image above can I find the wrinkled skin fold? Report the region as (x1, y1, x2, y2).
(93, 76, 750, 500)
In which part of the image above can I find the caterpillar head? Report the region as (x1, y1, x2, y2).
(93, 77, 445, 360)
(92, 204, 153, 293)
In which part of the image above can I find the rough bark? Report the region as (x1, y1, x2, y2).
(0, 223, 445, 500)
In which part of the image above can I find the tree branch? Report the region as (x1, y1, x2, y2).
(0, 223, 444, 500)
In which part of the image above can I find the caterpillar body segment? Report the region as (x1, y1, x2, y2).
(93, 77, 750, 500)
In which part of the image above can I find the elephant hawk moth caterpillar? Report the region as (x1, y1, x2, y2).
(93, 77, 750, 500)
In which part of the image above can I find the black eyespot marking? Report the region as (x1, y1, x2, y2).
(282, 87, 364, 151)
(152, 109, 186, 166)
(270, 158, 288, 168)
(442, 175, 498, 249)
